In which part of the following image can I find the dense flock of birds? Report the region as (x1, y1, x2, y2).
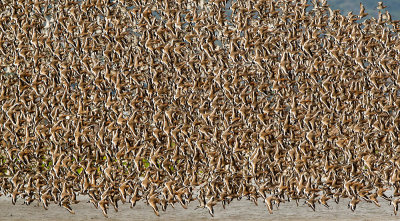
(1, 0, 400, 217)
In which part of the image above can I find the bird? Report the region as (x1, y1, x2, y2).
(370, 193, 381, 207)
(265, 196, 276, 214)
(377, 187, 391, 201)
(305, 196, 318, 212)
(206, 196, 217, 217)
(11, 184, 22, 205)
(319, 194, 331, 208)
(348, 197, 361, 212)
(391, 198, 400, 215)
(1, 0, 400, 218)
(377, 2, 387, 10)
(98, 198, 109, 218)
(148, 193, 161, 216)
(359, 3, 368, 18)
(61, 200, 75, 214)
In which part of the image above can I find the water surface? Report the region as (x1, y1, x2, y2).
(0, 196, 397, 220)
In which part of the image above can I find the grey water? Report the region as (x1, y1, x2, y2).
(0, 195, 398, 220)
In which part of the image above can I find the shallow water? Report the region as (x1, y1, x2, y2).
(0, 196, 398, 221)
